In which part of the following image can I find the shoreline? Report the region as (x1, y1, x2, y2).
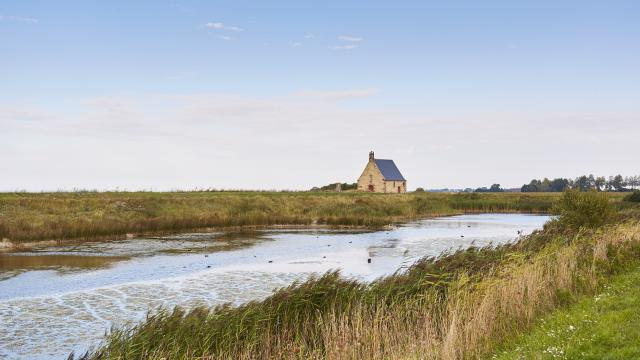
(0, 210, 552, 252)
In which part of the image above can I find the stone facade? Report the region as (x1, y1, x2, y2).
(357, 151, 407, 193)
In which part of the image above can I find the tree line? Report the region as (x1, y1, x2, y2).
(521, 174, 640, 192)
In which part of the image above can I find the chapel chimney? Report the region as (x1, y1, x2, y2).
(369, 151, 375, 162)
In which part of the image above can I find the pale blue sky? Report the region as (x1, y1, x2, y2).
(2, 1, 639, 190)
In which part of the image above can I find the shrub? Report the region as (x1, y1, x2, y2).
(553, 189, 615, 230)
(623, 190, 640, 203)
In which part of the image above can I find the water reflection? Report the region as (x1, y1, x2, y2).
(0, 253, 128, 273)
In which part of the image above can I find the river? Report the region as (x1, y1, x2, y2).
(0, 213, 549, 359)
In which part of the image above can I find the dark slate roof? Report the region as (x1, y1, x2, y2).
(374, 159, 406, 181)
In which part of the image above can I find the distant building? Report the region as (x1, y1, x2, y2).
(357, 151, 407, 193)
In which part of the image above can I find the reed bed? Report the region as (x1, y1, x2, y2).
(83, 194, 640, 360)
(0, 192, 566, 243)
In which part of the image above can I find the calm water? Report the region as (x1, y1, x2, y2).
(0, 214, 549, 359)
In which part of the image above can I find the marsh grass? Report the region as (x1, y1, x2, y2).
(493, 264, 640, 359)
(0, 192, 568, 243)
(83, 215, 640, 359)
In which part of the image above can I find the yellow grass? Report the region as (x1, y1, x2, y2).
(0, 191, 567, 243)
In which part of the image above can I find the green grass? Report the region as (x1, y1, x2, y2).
(493, 266, 640, 360)
(0, 191, 571, 243)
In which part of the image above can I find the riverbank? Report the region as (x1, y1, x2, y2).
(0, 192, 570, 244)
(84, 191, 640, 360)
(493, 265, 640, 359)
(1, 214, 548, 359)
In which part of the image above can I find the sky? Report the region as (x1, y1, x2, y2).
(1, 0, 639, 191)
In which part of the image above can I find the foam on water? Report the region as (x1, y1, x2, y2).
(0, 214, 549, 359)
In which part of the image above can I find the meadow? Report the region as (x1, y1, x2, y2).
(0, 191, 573, 243)
(493, 265, 640, 359)
(81, 191, 640, 359)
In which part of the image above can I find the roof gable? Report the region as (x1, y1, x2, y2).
(374, 159, 405, 181)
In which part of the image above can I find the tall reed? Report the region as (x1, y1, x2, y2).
(0, 192, 567, 243)
(84, 218, 640, 359)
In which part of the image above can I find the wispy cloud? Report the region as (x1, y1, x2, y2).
(329, 44, 358, 50)
(294, 88, 379, 101)
(218, 35, 234, 41)
(329, 35, 363, 50)
(289, 41, 302, 47)
(1, 15, 39, 23)
(0, 105, 48, 122)
(205, 22, 242, 31)
(338, 35, 362, 42)
(303, 33, 315, 39)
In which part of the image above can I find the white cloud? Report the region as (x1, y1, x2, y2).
(218, 35, 234, 41)
(2, 93, 639, 191)
(289, 41, 302, 47)
(1, 15, 39, 23)
(205, 22, 242, 31)
(206, 22, 224, 29)
(329, 44, 358, 50)
(0, 105, 48, 122)
(338, 35, 362, 42)
(304, 33, 315, 39)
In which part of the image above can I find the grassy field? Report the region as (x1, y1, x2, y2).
(493, 266, 640, 360)
(0, 191, 574, 243)
(81, 191, 640, 360)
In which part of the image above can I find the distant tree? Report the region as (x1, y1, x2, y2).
(625, 176, 639, 190)
(607, 175, 626, 192)
(522, 179, 538, 192)
(588, 174, 597, 190)
(574, 175, 592, 191)
(415, 187, 425, 192)
(595, 176, 606, 191)
(521, 179, 539, 192)
(313, 182, 358, 191)
(549, 178, 570, 192)
(341, 183, 358, 191)
(490, 183, 503, 192)
(521, 174, 636, 192)
(540, 178, 551, 192)
(476, 184, 503, 193)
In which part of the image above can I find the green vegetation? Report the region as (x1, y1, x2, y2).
(553, 190, 616, 230)
(474, 183, 504, 192)
(0, 191, 567, 243)
(522, 174, 640, 192)
(493, 266, 640, 360)
(624, 190, 640, 203)
(522, 178, 571, 192)
(81, 191, 640, 360)
(311, 182, 358, 191)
